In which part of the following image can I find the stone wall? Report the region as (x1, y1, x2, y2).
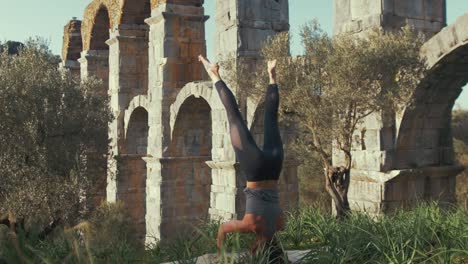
(116, 107, 149, 241)
(145, 1, 210, 242)
(333, 0, 467, 215)
(116, 155, 147, 242)
(215, 0, 289, 59)
(64, 0, 298, 244)
(334, 0, 446, 36)
(347, 166, 460, 215)
(213, 0, 296, 221)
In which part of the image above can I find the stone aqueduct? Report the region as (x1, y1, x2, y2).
(60, 0, 467, 243)
(62, 0, 296, 243)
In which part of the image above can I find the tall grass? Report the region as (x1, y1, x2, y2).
(0, 202, 466, 263)
(298, 203, 468, 264)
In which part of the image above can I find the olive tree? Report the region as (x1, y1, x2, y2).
(0, 40, 24, 55)
(0, 39, 111, 234)
(227, 22, 426, 218)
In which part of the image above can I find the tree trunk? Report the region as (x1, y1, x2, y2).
(324, 165, 351, 219)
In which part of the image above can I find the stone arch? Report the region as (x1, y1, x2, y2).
(170, 82, 214, 138)
(168, 95, 212, 157)
(110, 0, 151, 98)
(124, 95, 150, 139)
(119, 0, 152, 25)
(81, 0, 119, 51)
(91, 7, 111, 50)
(79, 0, 119, 95)
(394, 14, 468, 169)
(117, 106, 149, 242)
(125, 107, 149, 154)
(161, 84, 213, 238)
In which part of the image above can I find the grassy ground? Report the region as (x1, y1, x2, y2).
(454, 138, 468, 209)
(0, 203, 467, 264)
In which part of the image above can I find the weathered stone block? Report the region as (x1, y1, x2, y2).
(394, 0, 424, 20)
(349, 199, 381, 214)
(351, 0, 382, 20)
(454, 15, 468, 42)
(348, 179, 383, 201)
(424, 0, 446, 22)
(352, 150, 391, 171)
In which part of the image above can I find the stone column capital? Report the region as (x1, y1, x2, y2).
(79, 49, 109, 61)
(205, 160, 239, 170)
(114, 154, 150, 161)
(108, 24, 149, 41)
(61, 60, 80, 70)
(145, 11, 209, 26)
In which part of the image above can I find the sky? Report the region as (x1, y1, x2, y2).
(0, 0, 466, 108)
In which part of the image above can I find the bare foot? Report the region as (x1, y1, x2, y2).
(268, 59, 277, 84)
(199, 55, 221, 82)
(268, 59, 277, 74)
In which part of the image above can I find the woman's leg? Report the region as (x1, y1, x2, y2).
(263, 60, 283, 158)
(198, 55, 262, 161)
(217, 219, 252, 249)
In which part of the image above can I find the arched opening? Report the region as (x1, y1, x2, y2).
(80, 4, 111, 96)
(118, 107, 149, 242)
(396, 42, 468, 169)
(162, 96, 212, 239)
(393, 15, 468, 205)
(126, 107, 149, 154)
(90, 7, 110, 51)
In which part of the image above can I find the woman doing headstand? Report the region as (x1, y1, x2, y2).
(198, 55, 286, 257)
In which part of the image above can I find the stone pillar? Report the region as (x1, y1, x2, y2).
(60, 18, 82, 77)
(332, 0, 460, 215)
(145, 1, 208, 242)
(214, 0, 289, 84)
(206, 161, 237, 220)
(334, 0, 446, 36)
(115, 154, 148, 243)
(215, 0, 289, 59)
(214, 0, 297, 219)
(106, 25, 149, 202)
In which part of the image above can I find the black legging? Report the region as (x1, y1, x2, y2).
(214, 80, 284, 182)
